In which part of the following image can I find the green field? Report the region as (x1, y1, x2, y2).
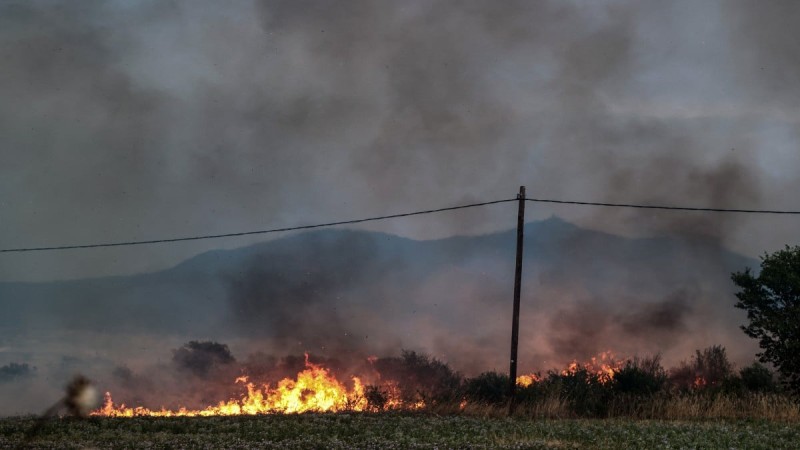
(2, 414, 799, 449)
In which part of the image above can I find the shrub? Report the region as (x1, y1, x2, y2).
(740, 362, 778, 393)
(718, 375, 746, 396)
(364, 384, 389, 411)
(669, 345, 734, 391)
(545, 367, 611, 417)
(371, 350, 463, 405)
(464, 372, 508, 405)
(612, 355, 667, 395)
(692, 345, 734, 387)
(669, 362, 696, 391)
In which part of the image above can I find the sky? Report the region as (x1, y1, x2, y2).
(1, 0, 800, 282)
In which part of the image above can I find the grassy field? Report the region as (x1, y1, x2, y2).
(2, 413, 799, 449)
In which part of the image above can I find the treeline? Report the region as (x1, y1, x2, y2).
(0, 363, 35, 384)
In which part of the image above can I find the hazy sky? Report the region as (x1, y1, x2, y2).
(1, 0, 799, 282)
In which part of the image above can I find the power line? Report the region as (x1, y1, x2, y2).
(2, 195, 799, 254)
(526, 198, 800, 214)
(0, 198, 517, 253)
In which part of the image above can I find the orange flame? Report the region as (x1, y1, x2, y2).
(693, 376, 707, 389)
(94, 352, 626, 416)
(95, 356, 373, 417)
(516, 373, 541, 387)
(560, 351, 623, 384)
(516, 351, 625, 388)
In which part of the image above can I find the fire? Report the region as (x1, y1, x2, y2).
(516, 374, 540, 387)
(693, 376, 707, 388)
(560, 351, 623, 384)
(95, 355, 375, 417)
(516, 351, 625, 387)
(94, 351, 626, 416)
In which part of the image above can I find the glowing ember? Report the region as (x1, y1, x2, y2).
(693, 376, 707, 388)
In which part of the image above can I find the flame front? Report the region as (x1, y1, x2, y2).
(95, 352, 625, 416)
(516, 351, 624, 387)
(95, 358, 369, 417)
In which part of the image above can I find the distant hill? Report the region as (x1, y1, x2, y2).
(0, 216, 759, 373)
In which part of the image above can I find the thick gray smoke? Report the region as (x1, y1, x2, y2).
(1, 0, 798, 281)
(1, 0, 798, 414)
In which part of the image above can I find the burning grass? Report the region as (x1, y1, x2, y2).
(90, 347, 800, 421)
(96, 357, 372, 417)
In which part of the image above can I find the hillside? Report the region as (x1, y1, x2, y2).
(0, 217, 757, 374)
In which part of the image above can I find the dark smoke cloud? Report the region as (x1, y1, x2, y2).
(618, 291, 693, 337)
(222, 232, 408, 352)
(548, 290, 695, 360)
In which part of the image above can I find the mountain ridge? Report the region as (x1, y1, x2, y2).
(0, 216, 759, 377)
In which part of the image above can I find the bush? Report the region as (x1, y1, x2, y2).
(740, 362, 778, 393)
(544, 367, 611, 417)
(464, 372, 508, 405)
(718, 375, 746, 396)
(364, 384, 389, 411)
(669, 345, 734, 391)
(692, 346, 733, 387)
(371, 350, 463, 405)
(612, 355, 667, 395)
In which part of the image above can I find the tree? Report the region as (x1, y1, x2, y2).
(613, 355, 667, 395)
(732, 245, 800, 393)
(172, 341, 236, 377)
(668, 346, 733, 391)
(0, 362, 35, 383)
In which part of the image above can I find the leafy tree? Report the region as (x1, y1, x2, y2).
(732, 245, 800, 393)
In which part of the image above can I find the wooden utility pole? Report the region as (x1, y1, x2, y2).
(508, 185, 526, 414)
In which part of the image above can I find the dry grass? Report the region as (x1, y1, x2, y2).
(654, 393, 800, 421)
(430, 393, 800, 422)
